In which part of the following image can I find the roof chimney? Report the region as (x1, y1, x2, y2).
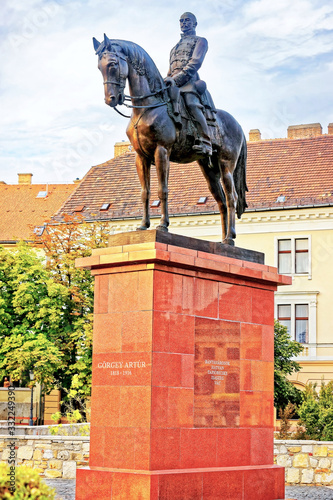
(287, 123, 322, 139)
(114, 141, 132, 157)
(249, 129, 261, 141)
(18, 173, 33, 185)
(73, 178, 81, 184)
(328, 123, 333, 135)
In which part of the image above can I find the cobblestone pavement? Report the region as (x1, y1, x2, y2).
(44, 480, 333, 499)
(44, 479, 75, 500)
(286, 486, 333, 499)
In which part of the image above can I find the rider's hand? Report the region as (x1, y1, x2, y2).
(164, 77, 174, 87)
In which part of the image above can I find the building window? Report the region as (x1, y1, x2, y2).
(277, 304, 291, 333)
(277, 303, 309, 344)
(295, 304, 309, 344)
(295, 239, 308, 273)
(278, 240, 291, 274)
(277, 238, 309, 275)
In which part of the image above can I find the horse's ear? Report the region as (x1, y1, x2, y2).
(93, 37, 100, 51)
(104, 33, 110, 49)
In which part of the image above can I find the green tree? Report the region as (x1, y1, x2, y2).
(0, 216, 109, 402)
(0, 244, 66, 390)
(298, 381, 333, 441)
(274, 320, 303, 410)
(34, 215, 109, 399)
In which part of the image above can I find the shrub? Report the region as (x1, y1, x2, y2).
(0, 463, 55, 499)
(277, 402, 296, 439)
(49, 386, 90, 436)
(298, 380, 333, 441)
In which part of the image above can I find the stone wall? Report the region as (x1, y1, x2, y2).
(0, 435, 89, 479)
(275, 440, 333, 485)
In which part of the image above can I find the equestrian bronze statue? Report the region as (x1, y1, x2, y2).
(93, 13, 247, 245)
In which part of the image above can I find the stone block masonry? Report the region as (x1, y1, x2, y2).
(0, 435, 89, 479)
(275, 440, 333, 486)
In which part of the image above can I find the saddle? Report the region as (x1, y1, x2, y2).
(165, 79, 218, 143)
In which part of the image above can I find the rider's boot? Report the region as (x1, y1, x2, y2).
(189, 108, 213, 156)
(192, 132, 213, 156)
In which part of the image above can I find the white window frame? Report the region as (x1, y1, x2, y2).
(275, 291, 318, 358)
(274, 235, 312, 280)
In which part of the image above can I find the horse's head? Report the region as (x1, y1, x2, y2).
(93, 34, 128, 107)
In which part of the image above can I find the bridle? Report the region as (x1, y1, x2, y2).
(102, 50, 168, 118)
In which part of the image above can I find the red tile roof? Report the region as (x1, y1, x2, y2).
(55, 134, 333, 221)
(0, 183, 78, 242)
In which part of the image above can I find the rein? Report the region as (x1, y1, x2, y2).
(112, 88, 169, 118)
(113, 100, 168, 119)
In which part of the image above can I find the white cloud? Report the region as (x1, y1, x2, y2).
(0, 0, 332, 184)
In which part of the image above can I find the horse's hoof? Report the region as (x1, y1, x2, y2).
(222, 237, 235, 246)
(156, 225, 168, 232)
(136, 225, 148, 231)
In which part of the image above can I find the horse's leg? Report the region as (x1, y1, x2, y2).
(197, 158, 227, 241)
(154, 145, 169, 232)
(219, 158, 238, 245)
(136, 153, 151, 230)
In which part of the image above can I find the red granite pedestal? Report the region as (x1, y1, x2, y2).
(75, 231, 290, 500)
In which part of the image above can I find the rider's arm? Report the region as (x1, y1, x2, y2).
(173, 37, 208, 87)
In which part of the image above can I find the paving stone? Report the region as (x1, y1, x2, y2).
(286, 485, 333, 499)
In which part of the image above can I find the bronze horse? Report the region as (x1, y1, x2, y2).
(93, 35, 247, 245)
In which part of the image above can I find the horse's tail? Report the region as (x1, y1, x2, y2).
(234, 135, 248, 219)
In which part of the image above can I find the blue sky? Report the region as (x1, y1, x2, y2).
(0, 0, 332, 184)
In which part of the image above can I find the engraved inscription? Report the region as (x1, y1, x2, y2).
(98, 360, 146, 377)
(205, 359, 230, 385)
(194, 318, 241, 428)
(93, 353, 151, 386)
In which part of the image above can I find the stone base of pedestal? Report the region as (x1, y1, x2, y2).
(75, 231, 291, 500)
(76, 464, 285, 500)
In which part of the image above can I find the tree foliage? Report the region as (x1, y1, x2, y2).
(298, 381, 333, 441)
(0, 216, 109, 397)
(33, 215, 109, 397)
(0, 244, 66, 390)
(274, 320, 303, 410)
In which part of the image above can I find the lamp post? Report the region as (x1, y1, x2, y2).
(29, 371, 34, 426)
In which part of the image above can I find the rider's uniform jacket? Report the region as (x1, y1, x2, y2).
(167, 33, 208, 93)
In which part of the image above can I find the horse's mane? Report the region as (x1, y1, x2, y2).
(97, 38, 164, 93)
